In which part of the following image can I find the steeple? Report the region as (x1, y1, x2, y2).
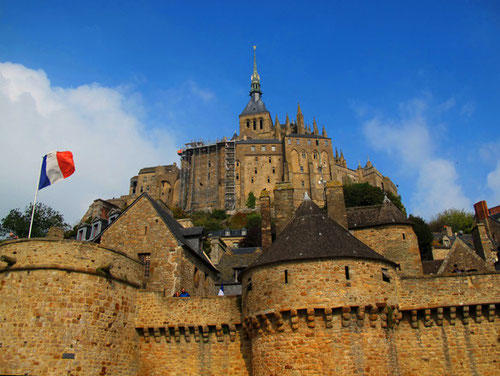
(250, 45, 262, 98)
(313, 119, 319, 135)
(322, 125, 327, 137)
(297, 102, 305, 134)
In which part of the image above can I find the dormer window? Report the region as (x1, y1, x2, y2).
(108, 214, 119, 225)
(225, 229, 231, 236)
(77, 228, 87, 241)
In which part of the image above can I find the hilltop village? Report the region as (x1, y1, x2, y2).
(0, 54, 499, 376)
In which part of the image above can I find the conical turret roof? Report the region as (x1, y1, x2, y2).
(248, 196, 395, 269)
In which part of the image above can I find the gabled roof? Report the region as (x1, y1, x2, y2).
(437, 237, 492, 274)
(97, 193, 217, 272)
(217, 248, 262, 284)
(247, 197, 395, 270)
(347, 198, 411, 229)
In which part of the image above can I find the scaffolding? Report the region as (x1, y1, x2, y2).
(224, 140, 236, 210)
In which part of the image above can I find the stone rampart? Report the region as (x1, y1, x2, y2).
(399, 272, 500, 309)
(0, 239, 142, 376)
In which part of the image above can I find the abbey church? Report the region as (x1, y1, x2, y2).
(92, 49, 397, 217)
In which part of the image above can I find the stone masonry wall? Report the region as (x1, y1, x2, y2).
(242, 259, 399, 317)
(136, 294, 250, 376)
(0, 240, 142, 376)
(352, 224, 423, 276)
(100, 196, 218, 295)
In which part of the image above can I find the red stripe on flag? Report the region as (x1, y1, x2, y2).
(56, 151, 75, 178)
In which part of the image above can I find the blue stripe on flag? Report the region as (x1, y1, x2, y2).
(38, 155, 51, 190)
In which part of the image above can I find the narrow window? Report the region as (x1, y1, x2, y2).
(253, 120, 256, 130)
(316, 140, 319, 146)
(382, 268, 390, 283)
(267, 177, 270, 183)
(251, 177, 254, 183)
(246, 120, 250, 128)
(284, 270, 288, 283)
(208, 161, 211, 167)
(402, 233, 406, 240)
(260, 119, 263, 129)
(345, 266, 350, 280)
(236, 173, 239, 180)
(300, 166, 304, 172)
(255, 156, 258, 162)
(144, 226, 148, 235)
(207, 172, 210, 180)
(146, 185, 150, 191)
(272, 167, 275, 174)
(247, 278, 252, 291)
(254, 168, 257, 174)
(268, 157, 272, 163)
(237, 161, 240, 167)
(302, 151, 306, 159)
(261, 146, 266, 151)
(301, 181, 305, 187)
(138, 253, 151, 278)
(288, 139, 291, 145)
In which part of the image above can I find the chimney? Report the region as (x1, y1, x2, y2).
(442, 225, 453, 237)
(474, 200, 489, 222)
(472, 223, 497, 269)
(260, 190, 272, 250)
(273, 182, 294, 236)
(325, 181, 348, 229)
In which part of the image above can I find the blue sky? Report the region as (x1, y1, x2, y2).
(0, 0, 499, 224)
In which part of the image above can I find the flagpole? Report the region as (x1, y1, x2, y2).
(28, 157, 43, 238)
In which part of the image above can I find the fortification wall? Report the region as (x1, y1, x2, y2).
(399, 272, 500, 309)
(242, 259, 399, 317)
(135, 294, 250, 375)
(394, 307, 500, 375)
(352, 224, 423, 276)
(0, 240, 142, 376)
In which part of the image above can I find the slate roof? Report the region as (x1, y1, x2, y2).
(247, 197, 395, 270)
(240, 96, 268, 115)
(432, 233, 474, 249)
(217, 248, 261, 284)
(346, 198, 412, 229)
(208, 229, 247, 237)
(181, 227, 204, 237)
(422, 260, 444, 274)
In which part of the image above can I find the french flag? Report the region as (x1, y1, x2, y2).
(38, 151, 75, 190)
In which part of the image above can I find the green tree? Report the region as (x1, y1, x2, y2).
(239, 213, 262, 247)
(343, 183, 406, 214)
(429, 209, 475, 234)
(408, 215, 433, 261)
(0, 202, 69, 238)
(246, 192, 256, 209)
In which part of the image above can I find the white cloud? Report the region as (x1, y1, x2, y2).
(0, 62, 179, 225)
(487, 161, 500, 202)
(362, 98, 471, 219)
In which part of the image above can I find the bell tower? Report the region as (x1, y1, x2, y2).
(239, 46, 273, 139)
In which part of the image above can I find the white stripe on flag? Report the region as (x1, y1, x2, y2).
(46, 152, 64, 185)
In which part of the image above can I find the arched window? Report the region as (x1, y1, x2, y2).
(260, 119, 263, 129)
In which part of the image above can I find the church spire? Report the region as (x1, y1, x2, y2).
(250, 46, 262, 98)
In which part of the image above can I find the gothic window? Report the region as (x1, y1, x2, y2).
(138, 253, 151, 278)
(260, 119, 263, 129)
(246, 120, 250, 128)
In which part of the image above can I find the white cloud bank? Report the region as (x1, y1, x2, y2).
(362, 98, 471, 219)
(0, 62, 179, 225)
